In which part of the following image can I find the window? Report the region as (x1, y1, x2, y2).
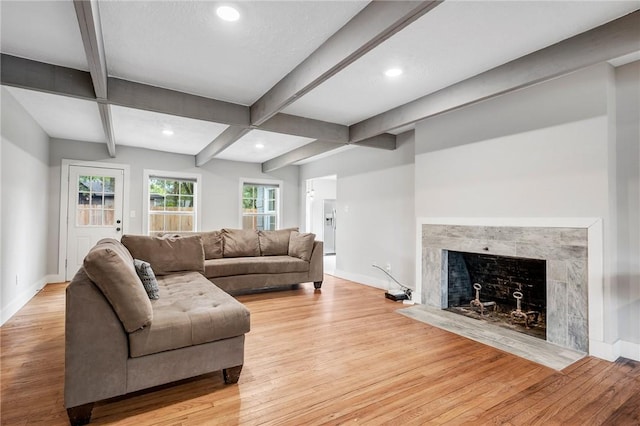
(145, 172, 200, 233)
(76, 175, 115, 226)
(241, 181, 281, 231)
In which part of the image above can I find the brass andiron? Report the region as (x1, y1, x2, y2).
(469, 283, 496, 315)
(510, 291, 540, 329)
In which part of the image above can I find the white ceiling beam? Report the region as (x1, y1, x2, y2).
(260, 113, 348, 143)
(195, 126, 252, 167)
(350, 9, 640, 142)
(353, 133, 396, 150)
(261, 141, 345, 173)
(74, 0, 114, 156)
(250, 1, 442, 127)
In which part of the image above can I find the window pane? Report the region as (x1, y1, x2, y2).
(77, 208, 90, 226)
(180, 215, 193, 231)
(242, 215, 256, 230)
(179, 196, 193, 211)
(150, 195, 165, 211)
(79, 176, 91, 192)
(164, 214, 181, 231)
(104, 196, 115, 209)
(149, 214, 165, 232)
(78, 192, 90, 206)
(103, 177, 115, 193)
(150, 179, 165, 195)
(180, 182, 193, 195)
(104, 209, 115, 226)
(90, 209, 102, 226)
(89, 194, 102, 208)
(165, 195, 179, 210)
(166, 180, 179, 195)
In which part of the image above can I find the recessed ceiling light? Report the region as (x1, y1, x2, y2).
(384, 68, 403, 77)
(217, 5, 240, 22)
(255, 143, 265, 149)
(162, 129, 174, 136)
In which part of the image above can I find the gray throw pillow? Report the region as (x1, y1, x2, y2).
(134, 259, 160, 300)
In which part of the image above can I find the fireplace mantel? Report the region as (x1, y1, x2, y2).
(415, 217, 608, 358)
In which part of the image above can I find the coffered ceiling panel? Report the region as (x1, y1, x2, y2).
(5, 86, 105, 143)
(215, 129, 315, 163)
(98, 1, 368, 105)
(0, 0, 88, 70)
(283, 0, 640, 125)
(110, 106, 229, 155)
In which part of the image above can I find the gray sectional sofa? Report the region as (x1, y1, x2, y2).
(64, 228, 323, 425)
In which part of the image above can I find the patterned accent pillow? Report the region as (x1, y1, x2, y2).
(133, 259, 160, 300)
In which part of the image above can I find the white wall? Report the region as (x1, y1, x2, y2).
(300, 132, 415, 290)
(414, 63, 639, 351)
(48, 138, 300, 276)
(615, 61, 640, 345)
(1, 87, 50, 324)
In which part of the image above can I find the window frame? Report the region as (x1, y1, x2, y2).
(143, 170, 202, 235)
(239, 178, 283, 230)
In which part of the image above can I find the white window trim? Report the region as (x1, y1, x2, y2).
(239, 177, 283, 229)
(143, 169, 202, 234)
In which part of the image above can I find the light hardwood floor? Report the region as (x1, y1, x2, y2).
(1, 275, 639, 425)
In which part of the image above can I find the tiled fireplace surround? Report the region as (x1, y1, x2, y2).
(416, 218, 605, 356)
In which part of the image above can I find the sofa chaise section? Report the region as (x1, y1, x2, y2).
(65, 238, 250, 425)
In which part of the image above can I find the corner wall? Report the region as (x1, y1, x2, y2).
(1, 88, 50, 324)
(300, 132, 415, 290)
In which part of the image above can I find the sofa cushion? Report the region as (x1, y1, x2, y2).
(83, 238, 153, 333)
(128, 272, 250, 358)
(121, 234, 205, 276)
(160, 230, 223, 260)
(258, 228, 297, 256)
(134, 259, 160, 300)
(222, 229, 260, 257)
(205, 256, 310, 278)
(288, 231, 316, 262)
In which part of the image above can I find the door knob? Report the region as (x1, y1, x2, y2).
(116, 227, 121, 232)
(116, 219, 121, 224)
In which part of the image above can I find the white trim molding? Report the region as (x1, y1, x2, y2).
(142, 169, 203, 234)
(239, 177, 284, 229)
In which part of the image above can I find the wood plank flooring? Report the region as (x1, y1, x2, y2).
(1, 275, 639, 425)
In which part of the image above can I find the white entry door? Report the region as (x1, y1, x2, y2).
(66, 165, 124, 279)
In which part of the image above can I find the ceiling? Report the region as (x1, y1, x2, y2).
(1, 1, 639, 169)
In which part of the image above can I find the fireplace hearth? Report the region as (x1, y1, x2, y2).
(445, 251, 547, 340)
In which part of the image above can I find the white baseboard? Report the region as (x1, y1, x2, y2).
(588, 339, 640, 362)
(619, 340, 640, 361)
(332, 269, 389, 290)
(1, 276, 48, 325)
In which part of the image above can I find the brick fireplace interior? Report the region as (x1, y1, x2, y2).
(446, 251, 547, 340)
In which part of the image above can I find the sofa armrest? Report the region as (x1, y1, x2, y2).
(308, 240, 324, 285)
(65, 268, 129, 409)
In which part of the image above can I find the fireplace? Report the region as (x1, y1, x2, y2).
(445, 251, 547, 340)
(418, 221, 596, 354)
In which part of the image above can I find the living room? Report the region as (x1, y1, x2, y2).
(2, 1, 640, 424)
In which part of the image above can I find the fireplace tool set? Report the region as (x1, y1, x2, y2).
(470, 283, 541, 329)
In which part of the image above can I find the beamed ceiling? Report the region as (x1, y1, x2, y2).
(1, 1, 639, 171)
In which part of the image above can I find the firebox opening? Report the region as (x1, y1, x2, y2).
(445, 250, 547, 340)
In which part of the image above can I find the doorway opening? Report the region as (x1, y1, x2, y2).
(305, 175, 337, 276)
